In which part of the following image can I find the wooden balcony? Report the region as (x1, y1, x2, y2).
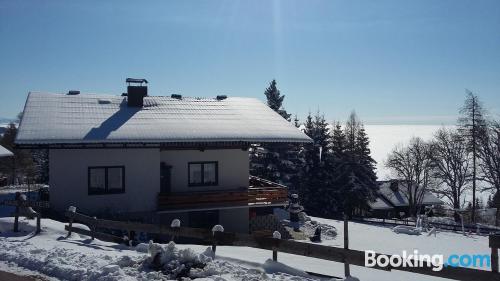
(157, 176, 288, 211)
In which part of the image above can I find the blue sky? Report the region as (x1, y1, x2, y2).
(0, 0, 499, 124)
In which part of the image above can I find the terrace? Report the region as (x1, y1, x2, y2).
(157, 176, 288, 211)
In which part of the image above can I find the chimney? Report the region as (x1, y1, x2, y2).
(126, 78, 148, 107)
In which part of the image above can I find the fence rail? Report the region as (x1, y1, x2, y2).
(353, 217, 500, 235)
(1, 199, 50, 233)
(65, 210, 500, 281)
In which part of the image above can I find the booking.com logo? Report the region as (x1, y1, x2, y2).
(365, 250, 491, 271)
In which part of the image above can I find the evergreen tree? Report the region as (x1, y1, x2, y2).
(293, 114, 300, 128)
(333, 112, 378, 216)
(0, 123, 38, 184)
(355, 125, 378, 181)
(331, 122, 346, 159)
(297, 112, 337, 217)
(249, 80, 297, 187)
(264, 80, 291, 121)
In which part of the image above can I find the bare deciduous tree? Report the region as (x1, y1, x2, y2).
(385, 137, 435, 217)
(478, 121, 500, 225)
(458, 90, 487, 222)
(479, 122, 500, 194)
(429, 128, 471, 218)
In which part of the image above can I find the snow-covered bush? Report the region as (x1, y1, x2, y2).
(145, 240, 217, 279)
(298, 211, 311, 222)
(301, 221, 337, 240)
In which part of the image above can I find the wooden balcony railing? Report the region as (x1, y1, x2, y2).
(158, 176, 288, 211)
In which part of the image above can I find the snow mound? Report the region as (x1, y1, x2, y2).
(262, 259, 314, 279)
(392, 225, 421, 235)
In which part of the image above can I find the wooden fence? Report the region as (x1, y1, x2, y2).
(1, 199, 50, 233)
(65, 210, 500, 281)
(354, 217, 500, 235)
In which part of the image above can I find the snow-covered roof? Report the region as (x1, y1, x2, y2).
(0, 145, 13, 157)
(378, 181, 443, 207)
(369, 196, 394, 210)
(16, 93, 311, 146)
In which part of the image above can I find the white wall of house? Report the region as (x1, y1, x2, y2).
(49, 148, 160, 214)
(160, 149, 249, 193)
(49, 147, 250, 231)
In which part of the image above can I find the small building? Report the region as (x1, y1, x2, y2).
(368, 180, 444, 218)
(15, 79, 311, 233)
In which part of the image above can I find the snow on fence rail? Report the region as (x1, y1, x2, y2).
(64, 209, 500, 281)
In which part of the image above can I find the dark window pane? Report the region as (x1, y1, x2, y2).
(203, 163, 216, 184)
(89, 168, 105, 191)
(108, 167, 123, 191)
(189, 164, 202, 185)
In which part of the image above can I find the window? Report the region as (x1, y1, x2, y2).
(188, 162, 218, 186)
(88, 166, 125, 195)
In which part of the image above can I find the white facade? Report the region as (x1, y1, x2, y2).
(49, 148, 251, 232)
(160, 149, 249, 192)
(49, 148, 160, 214)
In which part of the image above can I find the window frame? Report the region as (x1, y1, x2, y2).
(88, 166, 125, 195)
(188, 161, 218, 187)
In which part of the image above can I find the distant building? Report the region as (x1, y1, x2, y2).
(368, 180, 444, 218)
(15, 79, 311, 233)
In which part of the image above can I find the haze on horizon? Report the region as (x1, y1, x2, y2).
(0, 0, 499, 124)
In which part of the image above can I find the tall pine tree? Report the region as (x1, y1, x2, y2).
(264, 80, 291, 121)
(333, 112, 378, 216)
(297, 112, 338, 217)
(250, 80, 298, 188)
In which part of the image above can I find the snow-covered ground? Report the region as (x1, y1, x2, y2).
(0, 215, 490, 281)
(0, 217, 339, 281)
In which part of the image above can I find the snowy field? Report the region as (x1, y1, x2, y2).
(0, 215, 490, 281)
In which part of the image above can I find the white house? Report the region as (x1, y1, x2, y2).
(15, 79, 311, 233)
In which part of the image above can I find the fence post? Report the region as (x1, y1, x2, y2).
(272, 231, 281, 262)
(211, 225, 224, 255)
(91, 216, 97, 240)
(66, 206, 76, 237)
(170, 219, 181, 242)
(36, 214, 41, 234)
(344, 214, 351, 277)
(492, 247, 498, 273)
(489, 234, 500, 273)
(13, 204, 19, 232)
